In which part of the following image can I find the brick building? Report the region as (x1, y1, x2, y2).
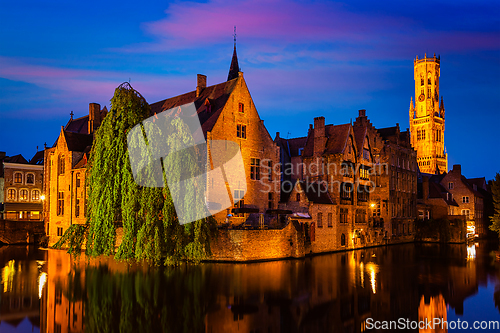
(43, 46, 280, 245)
(43, 103, 107, 245)
(436, 164, 485, 237)
(409, 54, 448, 174)
(150, 47, 280, 225)
(374, 122, 418, 240)
(1, 152, 44, 221)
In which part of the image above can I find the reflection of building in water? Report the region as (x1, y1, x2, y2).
(418, 294, 447, 333)
(41, 249, 84, 333)
(0, 247, 44, 330)
(206, 245, 420, 333)
(417, 243, 478, 317)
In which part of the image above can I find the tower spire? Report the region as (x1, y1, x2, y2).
(227, 26, 240, 81)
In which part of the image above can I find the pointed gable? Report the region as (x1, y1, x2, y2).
(150, 79, 239, 139)
(227, 45, 240, 81)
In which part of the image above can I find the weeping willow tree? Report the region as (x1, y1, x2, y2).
(54, 82, 215, 264)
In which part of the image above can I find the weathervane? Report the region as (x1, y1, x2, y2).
(233, 26, 237, 46)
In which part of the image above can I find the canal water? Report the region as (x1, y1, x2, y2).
(0, 242, 499, 332)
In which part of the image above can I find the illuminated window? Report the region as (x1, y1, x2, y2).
(238, 103, 244, 113)
(19, 189, 28, 201)
(233, 190, 245, 217)
(14, 172, 22, 183)
(8, 189, 16, 200)
(31, 190, 40, 201)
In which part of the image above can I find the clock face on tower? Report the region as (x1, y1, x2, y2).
(418, 94, 425, 102)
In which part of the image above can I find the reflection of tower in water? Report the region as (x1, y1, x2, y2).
(418, 294, 447, 333)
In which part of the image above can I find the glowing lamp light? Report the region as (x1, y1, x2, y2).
(40, 194, 46, 200)
(370, 203, 376, 208)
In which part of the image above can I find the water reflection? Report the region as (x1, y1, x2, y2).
(0, 242, 499, 332)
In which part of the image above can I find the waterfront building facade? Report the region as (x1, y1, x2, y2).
(1, 152, 44, 221)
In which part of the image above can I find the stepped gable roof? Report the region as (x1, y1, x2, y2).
(29, 151, 44, 165)
(4, 154, 28, 164)
(150, 78, 239, 139)
(461, 175, 483, 198)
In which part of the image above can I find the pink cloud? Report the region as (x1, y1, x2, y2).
(117, 0, 498, 65)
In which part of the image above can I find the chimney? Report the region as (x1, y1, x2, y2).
(452, 164, 461, 174)
(423, 176, 429, 200)
(88, 103, 101, 134)
(359, 109, 366, 117)
(275, 132, 280, 140)
(196, 74, 207, 97)
(313, 117, 326, 155)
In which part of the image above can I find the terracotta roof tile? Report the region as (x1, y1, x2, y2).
(150, 78, 238, 139)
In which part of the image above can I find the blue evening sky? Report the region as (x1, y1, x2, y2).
(0, 0, 499, 179)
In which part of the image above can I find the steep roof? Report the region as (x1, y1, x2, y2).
(276, 136, 307, 158)
(150, 78, 239, 139)
(29, 151, 44, 165)
(377, 126, 398, 141)
(428, 181, 459, 206)
(4, 154, 28, 164)
(353, 126, 367, 158)
(60, 131, 94, 152)
(299, 181, 335, 204)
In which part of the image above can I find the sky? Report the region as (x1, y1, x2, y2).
(0, 0, 499, 180)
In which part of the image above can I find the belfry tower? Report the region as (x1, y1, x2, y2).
(409, 54, 448, 174)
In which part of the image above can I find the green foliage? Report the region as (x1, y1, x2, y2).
(54, 82, 215, 265)
(489, 172, 500, 238)
(53, 224, 89, 255)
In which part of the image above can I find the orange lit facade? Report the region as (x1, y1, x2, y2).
(409, 54, 448, 174)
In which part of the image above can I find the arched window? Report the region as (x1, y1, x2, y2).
(7, 189, 16, 200)
(14, 172, 23, 184)
(26, 173, 34, 184)
(32, 190, 40, 201)
(19, 189, 28, 201)
(341, 233, 346, 246)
